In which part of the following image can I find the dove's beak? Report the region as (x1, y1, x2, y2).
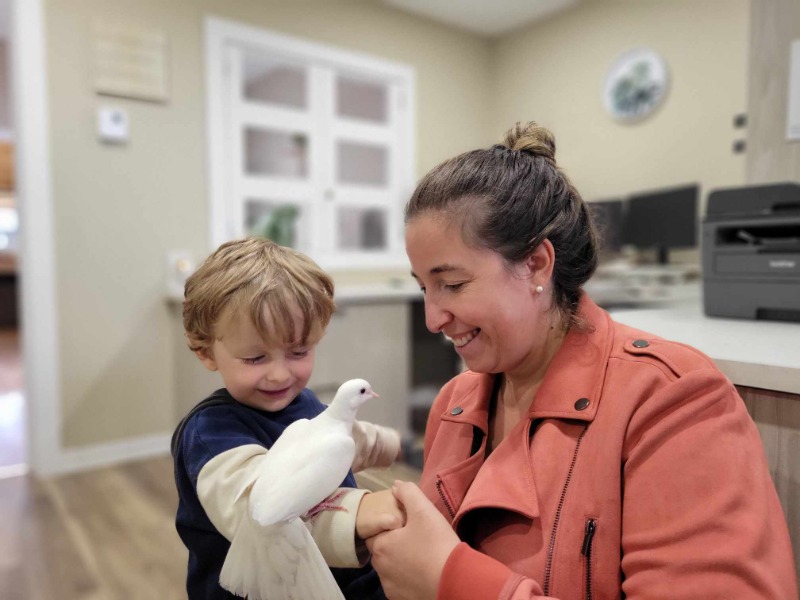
(371, 391, 380, 399)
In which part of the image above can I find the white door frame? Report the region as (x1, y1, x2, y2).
(12, 0, 62, 476)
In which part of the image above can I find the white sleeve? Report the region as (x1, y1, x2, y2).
(351, 420, 402, 473)
(196, 444, 267, 540)
(306, 488, 371, 567)
(196, 444, 369, 567)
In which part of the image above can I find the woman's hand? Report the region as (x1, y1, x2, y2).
(356, 489, 406, 540)
(366, 480, 459, 600)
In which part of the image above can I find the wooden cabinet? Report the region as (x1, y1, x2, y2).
(0, 142, 13, 191)
(738, 385, 800, 587)
(309, 301, 410, 438)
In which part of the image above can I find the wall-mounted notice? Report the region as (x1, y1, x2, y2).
(93, 19, 169, 103)
(788, 40, 800, 141)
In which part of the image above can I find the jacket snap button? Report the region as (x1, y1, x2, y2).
(632, 339, 649, 348)
(574, 397, 590, 411)
(450, 407, 464, 416)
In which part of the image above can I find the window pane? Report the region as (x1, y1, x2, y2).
(336, 76, 388, 123)
(242, 53, 307, 109)
(337, 207, 387, 251)
(245, 200, 307, 250)
(337, 141, 387, 186)
(244, 128, 308, 178)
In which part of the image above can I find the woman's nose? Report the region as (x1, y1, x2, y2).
(425, 299, 452, 333)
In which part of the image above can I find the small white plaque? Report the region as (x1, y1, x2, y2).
(787, 40, 800, 141)
(97, 107, 129, 143)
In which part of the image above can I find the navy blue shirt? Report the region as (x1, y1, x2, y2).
(172, 388, 383, 599)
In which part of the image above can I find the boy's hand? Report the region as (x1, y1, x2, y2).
(366, 481, 459, 600)
(356, 489, 406, 539)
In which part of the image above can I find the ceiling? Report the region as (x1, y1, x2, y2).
(0, 1, 581, 42)
(381, 0, 582, 37)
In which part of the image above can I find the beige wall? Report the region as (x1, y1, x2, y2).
(490, 0, 749, 205)
(45, 0, 493, 447)
(44, 0, 752, 450)
(0, 42, 10, 133)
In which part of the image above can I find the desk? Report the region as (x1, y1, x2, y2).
(608, 297, 800, 394)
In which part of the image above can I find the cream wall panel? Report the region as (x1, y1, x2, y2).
(45, 0, 492, 449)
(490, 0, 749, 206)
(746, 0, 800, 182)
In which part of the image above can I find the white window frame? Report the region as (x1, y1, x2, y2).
(205, 17, 416, 270)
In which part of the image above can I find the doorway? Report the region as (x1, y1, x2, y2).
(0, 0, 26, 477)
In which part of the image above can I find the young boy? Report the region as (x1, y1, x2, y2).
(172, 237, 403, 599)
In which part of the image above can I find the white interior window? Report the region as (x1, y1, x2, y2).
(206, 18, 415, 269)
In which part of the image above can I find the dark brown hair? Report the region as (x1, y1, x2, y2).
(405, 121, 598, 327)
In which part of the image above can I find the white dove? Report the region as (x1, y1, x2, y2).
(219, 378, 379, 600)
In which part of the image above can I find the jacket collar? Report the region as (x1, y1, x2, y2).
(528, 294, 613, 422)
(440, 294, 613, 426)
(435, 296, 613, 525)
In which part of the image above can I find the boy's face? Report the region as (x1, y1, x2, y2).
(196, 308, 318, 412)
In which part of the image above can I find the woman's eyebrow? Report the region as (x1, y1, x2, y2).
(410, 264, 463, 279)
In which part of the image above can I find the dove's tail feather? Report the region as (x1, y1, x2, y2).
(220, 516, 345, 600)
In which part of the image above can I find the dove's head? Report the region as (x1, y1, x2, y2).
(338, 378, 379, 411)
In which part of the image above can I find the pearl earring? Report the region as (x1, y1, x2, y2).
(535, 285, 544, 294)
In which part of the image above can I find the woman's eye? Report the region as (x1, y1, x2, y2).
(444, 282, 465, 292)
(242, 356, 264, 365)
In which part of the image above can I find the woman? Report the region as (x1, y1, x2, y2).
(366, 122, 797, 599)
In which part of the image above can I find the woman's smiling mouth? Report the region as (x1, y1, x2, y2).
(445, 328, 480, 348)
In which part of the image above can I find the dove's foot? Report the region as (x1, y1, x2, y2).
(305, 490, 349, 519)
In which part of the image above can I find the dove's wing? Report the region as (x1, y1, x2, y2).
(250, 416, 356, 526)
(220, 514, 345, 600)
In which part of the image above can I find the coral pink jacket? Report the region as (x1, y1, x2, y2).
(420, 296, 797, 600)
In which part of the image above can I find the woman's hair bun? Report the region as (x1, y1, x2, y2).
(501, 121, 556, 163)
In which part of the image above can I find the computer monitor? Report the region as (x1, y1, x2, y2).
(622, 184, 699, 264)
(587, 199, 625, 257)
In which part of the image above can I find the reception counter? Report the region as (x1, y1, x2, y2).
(608, 296, 800, 395)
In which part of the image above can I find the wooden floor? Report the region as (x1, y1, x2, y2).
(0, 455, 420, 600)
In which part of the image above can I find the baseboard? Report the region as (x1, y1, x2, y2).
(55, 432, 172, 475)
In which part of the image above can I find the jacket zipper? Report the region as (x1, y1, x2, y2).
(436, 479, 456, 519)
(543, 425, 589, 596)
(581, 518, 596, 600)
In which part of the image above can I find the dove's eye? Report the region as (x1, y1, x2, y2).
(360, 388, 366, 394)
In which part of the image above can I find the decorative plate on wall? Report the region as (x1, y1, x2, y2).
(602, 47, 670, 123)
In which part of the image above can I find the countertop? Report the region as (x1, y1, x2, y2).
(608, 295, 800, 395)
(339, 280, 800, 395)
(167, 279, 799, 395)
(165, 280, 423, 306)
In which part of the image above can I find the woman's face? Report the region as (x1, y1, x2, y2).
(406, 213, 552, 377)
